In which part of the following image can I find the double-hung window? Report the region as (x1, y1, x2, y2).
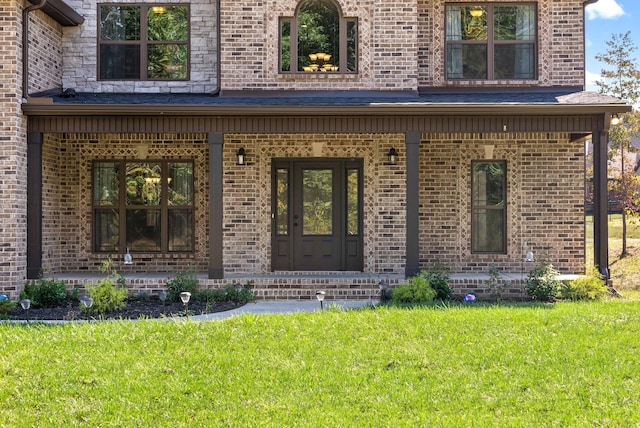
(98, 4, 189, 80)
(472, 161, 506, 253)
(280, 0, 357, 73)
(446, 3, 536, 80)
(93, 160, 194, 254)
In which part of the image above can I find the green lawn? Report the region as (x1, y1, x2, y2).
(3, 302, 640, 426)
(586, 214, 640, 291)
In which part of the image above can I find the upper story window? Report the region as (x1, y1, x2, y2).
(99, 4, 189, 80)
(280, 0, 357, 74)
(446, 3, 536, 80)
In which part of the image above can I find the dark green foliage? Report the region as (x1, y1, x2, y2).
(195, 282, 255, 304)
(391, 274, 437, 304)
(422, 268, 452, 300)
(166, 270, 199, 302)
(525, 261, 561, 302)
(84, 259, 128, 314)
(0, 295, 15, 315)
(21, 278, 69, 308)
(561, 267, 608, 301)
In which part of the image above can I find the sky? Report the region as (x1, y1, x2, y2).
(585, 0, 640, 92)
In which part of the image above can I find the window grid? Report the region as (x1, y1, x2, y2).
(98, 3, 190, 81)
(445, 3, 537, 80)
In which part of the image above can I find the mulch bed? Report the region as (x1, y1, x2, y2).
(7, 299, 243, 321)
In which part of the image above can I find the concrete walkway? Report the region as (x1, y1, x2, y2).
(193, 299, 375, 321)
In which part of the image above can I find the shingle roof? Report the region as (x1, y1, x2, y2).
(49, 89, 625, 107)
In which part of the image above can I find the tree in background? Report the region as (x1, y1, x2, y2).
(595, 31, 640, 257)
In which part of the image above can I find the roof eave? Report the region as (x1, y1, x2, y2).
(28, 0, 84, 26)
(21, 102, 632, 117)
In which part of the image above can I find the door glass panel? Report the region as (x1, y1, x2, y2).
(346, 168, 359, 235)
(276, 168, 289, 235)
(303, 169, 332, 235)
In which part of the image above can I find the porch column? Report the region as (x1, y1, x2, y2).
(27, 132, 43, 279)
(208, 132, 224, 279)
(405, 131, 421, 277)
(592, 117, 609, 278)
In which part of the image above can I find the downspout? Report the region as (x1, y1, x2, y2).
(22, 0, 48, 99)
(213, 0, 221, 96)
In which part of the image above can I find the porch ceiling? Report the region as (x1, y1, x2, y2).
(22, 89, 630, 134)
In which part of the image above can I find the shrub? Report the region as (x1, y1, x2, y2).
(166, 270, 199, 302)
(391, 274, 437, 304)
(487, 267, 507, 302)
(21, 277, 69, 308)
(423, 267, 452, 300)
(525, 261, 561, 302)
(195, 282, 256, 304)
(0, 294, 15, 316)
(561, 267, 608, 301)
(84, 259, 128, 314)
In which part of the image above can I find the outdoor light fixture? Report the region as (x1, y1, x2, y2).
(611, 114, 621, 126)
(387, 147, 398, 165)
(378, 280, 389, 302)
(315, 291, 325, 310)
(525, 250, 535, 263)
(180, 291, 191, 316)
(159, 290, 167, 315)
(80, 296, 94, 319)
(20, 299, 31, 323)
(236, 148, 246, 165)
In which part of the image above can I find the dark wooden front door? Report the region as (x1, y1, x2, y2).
(272, 159, 363, 271)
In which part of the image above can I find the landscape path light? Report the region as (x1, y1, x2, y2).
(180, 292, 191, 317)
(315, 291, 325, 311)
(378, 280, 389, 302)
(80, 295, 94, 320)
(159, 290, 167, 315)
(20, 299, 31, 323)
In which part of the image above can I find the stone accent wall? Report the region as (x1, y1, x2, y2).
(419, 133, 585, 275)
(62, 0, 218, 93)
(419, 0, 585, 89)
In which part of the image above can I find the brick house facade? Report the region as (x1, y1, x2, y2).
(0, 0, 630, 299)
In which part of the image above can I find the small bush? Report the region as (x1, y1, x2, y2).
(84, 259, 128, 314)
(195, 282, 255, 304)
(166, 270, 199, 302)
(525, 261, 561, 302)
(21, 277, 69, 308)
(0, 295, 15, 316)
(391, 274, 437, 304)
(423, 268, 452, 300)
(195, 288, 227, 303)
(487, 267, 507, 302)
(561, 267, 608, 301)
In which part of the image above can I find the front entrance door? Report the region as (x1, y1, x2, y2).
(272, 159, 363, 271)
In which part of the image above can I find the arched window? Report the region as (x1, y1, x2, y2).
(280, 0, 357, 73)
